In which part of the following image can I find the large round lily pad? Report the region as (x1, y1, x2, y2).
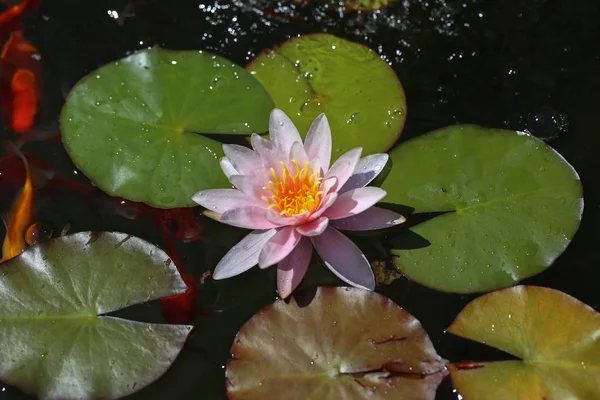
(226, 287, 447, 400)
(247, 33, 406, 158)
(61, 48, 274, 208)
(448, 285, 600, 399)
(0, 231, 193, 400)
(384, 125, 583, 293)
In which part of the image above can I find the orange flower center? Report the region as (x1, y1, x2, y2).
(262, 160, 323, 218)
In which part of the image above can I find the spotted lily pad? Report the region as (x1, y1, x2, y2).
(247, 33, 406, 159)
(0, 231, 192, 400)
(384, 125, 583, 293)
(61, 48, 274, 208)
(448, 285, 600, 399)
(226, 287, 447, 399)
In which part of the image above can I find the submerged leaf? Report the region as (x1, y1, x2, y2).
(61, 48, 274, 208)
(448, 285, 600, 399)
(226, 287, 447, 399)
(247, 33, 406, 158)
(0, 232, 193, 400)
(384, 125, 583, 293)
(372, 260, 402, 286)
(345, 0, 397, 11)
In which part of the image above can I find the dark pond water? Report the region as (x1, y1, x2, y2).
(1, 0, 599, 399)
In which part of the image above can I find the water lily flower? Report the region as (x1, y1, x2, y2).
(193, 109, 406, 298)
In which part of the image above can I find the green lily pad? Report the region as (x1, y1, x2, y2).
(384, 125, 583, 293)
(61, 48, 274, 208)
(226, 286, 447, 400)
(0, 231, 193, 400)
(247, 33, 406, 158)
(447, 285, 600, 400)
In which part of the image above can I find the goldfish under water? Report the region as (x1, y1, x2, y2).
(0, 0, 41, 42)
(1, 143, 34, 262)
(160, 237, 200, 323)
(0, 30, 42, 133)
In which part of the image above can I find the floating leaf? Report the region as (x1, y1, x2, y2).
(345, 0, 397, 11)
(247, 33, 406, 158)
(0, 231, 193, 400)
(384, 125, 583, 293)
(61, 48, 274, 208)
(448, 285, 600, 400)
(226, 286, 447, 399)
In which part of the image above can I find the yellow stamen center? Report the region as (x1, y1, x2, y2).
(262, 160, 323, 218)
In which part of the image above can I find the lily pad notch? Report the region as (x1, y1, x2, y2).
(226, 287, 447, 400)
(447, 285, 600, 400)
(61, 48, 274, 208)
(384, 125, 583, 293)
(0, 231, 193, 400)
(247, 33, 407, 158)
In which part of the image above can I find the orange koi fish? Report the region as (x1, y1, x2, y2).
(1, 142, 34, 262)
(0, 0, 41, 42)
(160, 238, 199, 323)
(0, 30, 41, 133)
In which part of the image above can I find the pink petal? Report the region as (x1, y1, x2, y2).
(277, 237, 312, 299)
(229, 174, 267, 200)
(321, 176, 338, 196)
(269, 109, 302, 155)
(265, 209, 309, 226)
(289, 141, 309, 166)
(324, 148, 362, 192)
(296, 217, 329, 237)
(258, 226, 301, 268)
(311, 227, 375, 290)
(251, 133, 287, 175)
(213, 229, 277, 279)
(323, 187, 387, 220)
(339, 153, 389, 194)
(220, 206, 279, 229)
(310, 157, 321, 175)
(222, 144, 262, 178)
(304, 114, 332, 173)
(220, 158, 238, 179)
(308, 192, 338, 221)
(330, 207, 406, 231)
(192, 189, 264, 214)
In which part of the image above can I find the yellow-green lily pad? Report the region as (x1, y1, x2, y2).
(247, 33, 406, 158)
(384, 125, 583, 293)
(448, 285, 600, 400)
(345, 0, 397, 11)
(61, 48, 274, 208)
